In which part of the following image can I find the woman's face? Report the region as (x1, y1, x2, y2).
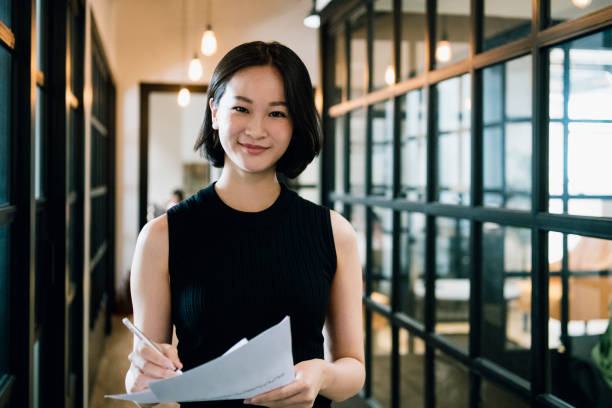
(209, 65, 293, 176)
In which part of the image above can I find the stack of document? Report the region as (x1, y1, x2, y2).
(106, 316, 294, 403)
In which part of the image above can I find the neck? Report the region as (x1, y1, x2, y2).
(214, 165, 281, 212)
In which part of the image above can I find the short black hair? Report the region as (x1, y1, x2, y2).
(193, 41, 321, 179)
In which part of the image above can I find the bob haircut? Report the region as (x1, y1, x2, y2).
(194, 41, 322, 179)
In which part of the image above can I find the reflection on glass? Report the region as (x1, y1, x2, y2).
(548, 29, 612, 218)
(483, 0, 531, 51)
(36, 0, 46, 72)
(548, 232, 612, 407)
(434, 217, 470, 351)
(483, 55, 532, 210)
(147, 92, 209, 221)
(399, 212, 426, 323)
(0, 0, 11, 29)
(438, 74, 471, 205)
(399, 328, 425, 406)
(373, 0, 394, 90)
(372, 208, 393, 301)
(481, 223, 531, 380)
(481, 379, 530, 407)
(400, 89, 427, 201)
(35, 86, 44, 199)
(372, 100, 394, 197)
(436, 0, 470, 68)
(550, 0, 611, 26)
(435, 350, 469, 407)
(334, 26, 347, 104)
(372, 312, 392, 408)
(335, 116, 345, 194)
(351, 205, 367, 284)
(349, 109, 366, 195)
(350, 7, 368, 98)
(400, 0, 426, 79)
(0, 47, 9, 205)
(0, 225, 9, 377)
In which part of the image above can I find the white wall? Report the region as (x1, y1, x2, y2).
(88, 0, 320, 291)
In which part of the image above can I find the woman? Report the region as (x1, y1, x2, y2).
(125, 41, 364, 408)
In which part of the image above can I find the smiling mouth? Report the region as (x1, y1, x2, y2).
(239, 142, 269, 150)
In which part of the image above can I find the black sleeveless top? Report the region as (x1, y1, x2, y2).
(166, 182, 336, 407)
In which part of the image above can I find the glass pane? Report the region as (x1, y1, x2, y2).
(351, 205, 367, 291)
(399, 212, 426, 323)
(349, 109, 366, 195)
(400, 0, 426, 79)
(350, 7, 368, 98)
(371, 100, 393, 197)
(400, 328, 425, 406)
(0, 0, 11, 28)
(334, 26, 346, 104)
(550, 0, 612, 26)
(481, 379, 530, 407)
(436, 0, 470, 68)
(0, 225, 9, 377)
(438, 74, 471, 205)
(400, 88, 427, 201)
(548, 28, 612, 218)
(482, 224, 531, 380)
(372, 312, 391, 408)
(435, 350, 469, 407)
(435, 217, 470, 351)
(36, 0, 45, 72)
(373, 0, 394, 90)
(483, 0, 531, 51)
(372, 208, 393, 302)
(335, 116, 345, 194)
(35, 86, 44, 199)
(483, 55, 532, 210)
(549, 233, 612, 407)
(0, 46, 10, 205)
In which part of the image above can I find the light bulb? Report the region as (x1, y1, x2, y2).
(303, 14, 320, 29)
(572, 0, 592, 8)
(436, 40, 452, 63)
(201, 27, 217, 56)
(385, 66, 395, 85)
(177, 88, 191, 107)
(188, 56, 203, 81)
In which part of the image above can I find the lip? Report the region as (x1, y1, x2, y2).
(239, 142, 269, 154)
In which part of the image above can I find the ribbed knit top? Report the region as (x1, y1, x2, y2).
(166, 182, 337, 408)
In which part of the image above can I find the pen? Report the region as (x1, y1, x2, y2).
(122, 317, 183, 374)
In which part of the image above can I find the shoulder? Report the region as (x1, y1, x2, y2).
(137, 214, 168, 256)
(329, 209, 357, 251)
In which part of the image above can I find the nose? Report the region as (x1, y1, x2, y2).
(245, 115, 267, 139)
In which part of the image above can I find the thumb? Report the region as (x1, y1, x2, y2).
(160, 344, 183, 370)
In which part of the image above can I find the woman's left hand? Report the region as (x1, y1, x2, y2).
(244, 359, 328, 407)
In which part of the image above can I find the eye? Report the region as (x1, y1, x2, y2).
(269, 111, 288, 118)
(232, 106, 248, 113)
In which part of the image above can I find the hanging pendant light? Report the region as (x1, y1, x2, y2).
(303, 0, 320, 29)
(201, 0, 217, 56)
(201, 25, 217, 56)
(436, 16, 452, 63)
(188, 54, 203, 81)
(385, 66, 395, 85)
(572, 0, 592, 8)
(178, 87, 191, 107)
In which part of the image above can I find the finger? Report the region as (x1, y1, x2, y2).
(137, 342, 176, 370)
(246, 381, 304, 404)
(159, 344, 183, 370)
(131, 355, 179, 380)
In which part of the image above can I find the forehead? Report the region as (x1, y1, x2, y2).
(224, 65, 286, 101)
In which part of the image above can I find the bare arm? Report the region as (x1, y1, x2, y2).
(247, 210, 365, 406)
(125, 214, 182, 393)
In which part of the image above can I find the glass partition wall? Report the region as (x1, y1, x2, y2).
(320, 1, 612, 407)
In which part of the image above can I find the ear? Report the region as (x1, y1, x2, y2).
(209, 97, 219, 130)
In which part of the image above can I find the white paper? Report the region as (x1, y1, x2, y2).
(106, 316, 294, 403)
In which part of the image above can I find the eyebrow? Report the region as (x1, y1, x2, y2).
(235, 95, 287, 107)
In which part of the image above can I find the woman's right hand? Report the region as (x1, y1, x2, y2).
(125, 340, 183, 393)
